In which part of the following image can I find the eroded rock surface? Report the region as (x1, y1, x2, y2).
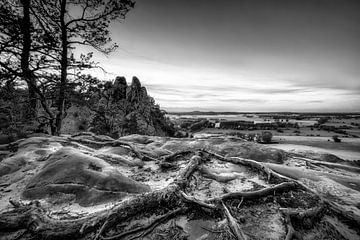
(0, 134, 359, 240)
(22, 147, 150, 206)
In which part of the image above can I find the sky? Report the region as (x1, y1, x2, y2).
(84, 0, 360, 112)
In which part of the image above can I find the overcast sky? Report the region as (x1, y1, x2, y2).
(85, 0, 360, 112)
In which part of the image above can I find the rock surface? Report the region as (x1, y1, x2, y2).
(22, 147, 150, 206)
(0, 134, 359, 239)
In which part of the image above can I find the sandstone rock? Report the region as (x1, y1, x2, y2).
(112, 76, 127, 102)
(22, 147, 151, 206)
(90, 76, 175, 137)
(0, 155, 27, 177)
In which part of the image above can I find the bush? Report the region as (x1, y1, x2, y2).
(332, 135, 341, 142)
(261, 131, 273, 143)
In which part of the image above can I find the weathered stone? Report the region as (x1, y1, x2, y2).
(22, 147, 151, 206)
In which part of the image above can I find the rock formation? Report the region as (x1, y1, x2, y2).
(112, 76, 127, 102)
(22, 147, 150, 206)
(89, 76, 175, 137)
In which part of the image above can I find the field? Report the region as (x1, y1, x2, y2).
(170, 113, 360, 161)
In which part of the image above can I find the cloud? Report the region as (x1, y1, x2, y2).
(217, 98, 267, 103)
(306, 100, 324, 103)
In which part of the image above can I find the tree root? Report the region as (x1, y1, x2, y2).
(198, 166, 239, 183)
(200, 149, 292, 183)
(206, 182, 299, 203)
(1, 143, 359, 240)
(161, 150, 194, 162)
(179, 190, 217, 210)
(280, 203, 325, 240)
(0, 153, 204, 239)
(280, 202, 325, 222)
(93, 216, 109, 240)
(282, 212, 303, 240)
(221, 201, 247, 240)
(294, 156, 360, 173)
(68, 137, 158, 162)
(101, 208, 183, 240)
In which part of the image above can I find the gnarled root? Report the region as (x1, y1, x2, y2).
(0, 153, 204, 240)
(101, 208, 184, 240)
(198, 166, 239, 183)
(206, 182, 299, 203)
(200, 149, 291, 183)
(222, 201, 247, 240)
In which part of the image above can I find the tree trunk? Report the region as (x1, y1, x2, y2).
(20, 0, 37, 120)
(55, 0, 68, 135)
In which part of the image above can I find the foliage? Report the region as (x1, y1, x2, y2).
(0, 0, 135, 135)
(332, 135, 341, 143)
(260, 131, 273, 143)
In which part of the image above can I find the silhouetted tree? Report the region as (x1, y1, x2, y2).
(32, 0, 135, 134)
(0, 0, 135, 135)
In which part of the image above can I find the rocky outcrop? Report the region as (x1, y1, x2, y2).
(89, 76, 175, 137)
(112, 76, 127, 102)
(22, 147, 151, 206)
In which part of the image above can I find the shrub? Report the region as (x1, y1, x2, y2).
(261, 131, 273, 143)
(332, 135, 341, 142)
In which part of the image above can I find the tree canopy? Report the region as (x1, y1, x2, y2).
(0, 0, 135, 135)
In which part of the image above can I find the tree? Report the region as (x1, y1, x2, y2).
(332, 135, 341, 143)
(32, 0, 135, 135)
(0, 0, 61, 126)
(260, 131, 273, 143)
(0, 0, 135, 135)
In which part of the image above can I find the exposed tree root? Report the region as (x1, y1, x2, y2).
(68, 137, 159, 162)
(323, 200, 360, 227)
(206, 182, 299, 203)
(198, 166, 239, 183)
(294, 156, 360, 173)
(280, 203, 325, 240)
(268, 165, 360, 227)
(161, 150, 194, 162)
(280, 202, 325, 222)
(200, 149, 292, 183)
(0, 153, 203, 239)
(101, 208, 183, 240)
(1, 143, 359, 240)
(282, 212, 303, 240)
(179, 190, 217, 210)
(221, 201, 247, 240)
(93, 216, 109, 240)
